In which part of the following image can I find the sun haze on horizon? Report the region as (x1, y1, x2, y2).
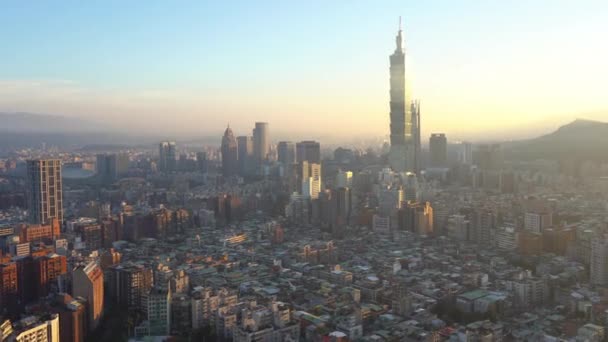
(1, 0, 607, 141)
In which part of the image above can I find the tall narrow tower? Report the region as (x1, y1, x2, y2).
(26, 159, 63, 225)
(252, 122, 269, 163)
(221, 126, 239, 176)
(411, 100, 421, 173)
(388, 18, 415, 173)
(159, 141, 176, 172)
(237, 136, 253, 176)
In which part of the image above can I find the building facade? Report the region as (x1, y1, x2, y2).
(14, 315, 60, 342)
(299, 162, 322, 199)
(158, 141, 177, 173)
(277, 141, 296, 165)
(429, 133, 448, 168)
(237, 136, 253, 176)
(26, 159, 63, 225)
(221, 126, 239, 177)
(253, 122, 269, 164)
(73, 261, 104, 330)
(591, 239, 608, 286)
(388, 21, 415, 173)
(296, 141, 321, 164)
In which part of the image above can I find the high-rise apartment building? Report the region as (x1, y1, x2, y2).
(446, 214, 470, 241)
(147, 286, 171, 336)
(334, 187, 352, 227)
(471, 209, 496, 246)
(296, 141, 321, 164)
(108, 263, 153, 311)
(16, 256, 36, 305)
(82, 224, 103, 250)
(253, 122, 269, 163)
(523, 199, 553, 234)
(237, 136, 253, 176)
(456, 142, 473, 165)
(100, 218, 121, 247)
(158, 141, 177, 173)
(13, 314, 60, 342)
(388, 20, 415, 173)
(55, 295, 87, 342)
(221, 126, 239, 176)
(35, 253, 67, 298)
(590, 238, 608, 286)
(26, 159, 63, 225)
(505, 276, 547, 307)
(277, 141, 296, 165)
(429, 133, 448, 168)
(171, 294, 191, 334)
(73, 261, 104, 330)
(0, 262, 18, 314)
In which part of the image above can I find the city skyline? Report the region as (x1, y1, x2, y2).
(1, 1, 607, 141)
(2, 3, 608, 341)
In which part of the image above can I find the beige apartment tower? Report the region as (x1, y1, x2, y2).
(26, 159, 63, 225)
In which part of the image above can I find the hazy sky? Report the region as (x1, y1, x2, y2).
(1, 1, 607, 141)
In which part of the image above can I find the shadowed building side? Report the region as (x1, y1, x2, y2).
(221, 125, 239, 177)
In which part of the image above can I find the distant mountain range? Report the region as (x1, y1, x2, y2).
(1, 112, 606, 160)
(0, 112, 148, 151)
(0, 112, 109, 133)
(0, 112, 217, 151)
(503, 119, 608, 162)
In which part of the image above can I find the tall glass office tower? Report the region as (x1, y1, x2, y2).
(388, 19, 415, 173)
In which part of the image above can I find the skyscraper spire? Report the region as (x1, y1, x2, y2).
(221, 124, 238, 176)
(396, 17, 403, 52)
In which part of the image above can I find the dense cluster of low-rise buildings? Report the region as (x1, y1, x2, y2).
(0, 134, 607, 342)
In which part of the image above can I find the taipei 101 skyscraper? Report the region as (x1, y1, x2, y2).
(388, 18, 416, 173)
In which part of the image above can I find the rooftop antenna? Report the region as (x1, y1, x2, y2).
(396, 16, 404, 51)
